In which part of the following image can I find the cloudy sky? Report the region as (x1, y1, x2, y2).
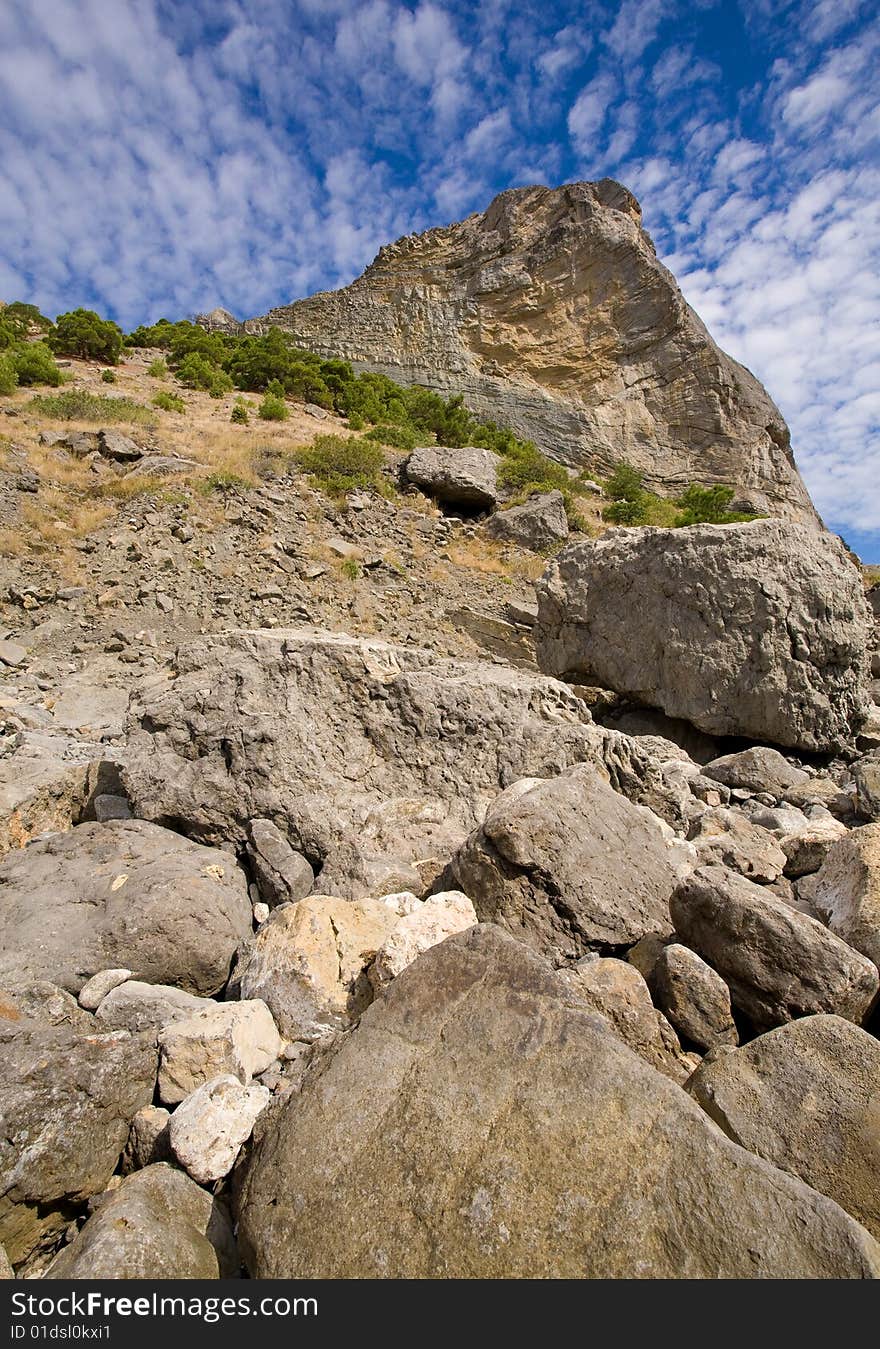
(1, 1, 878, 558)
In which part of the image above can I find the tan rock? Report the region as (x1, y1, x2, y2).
(238, 925, 880, 1278)
(237, 894, 401, 1040)
(169, 1075, 270, 1185)
(157, 1000, 283, 1105)
(812, 823, 880, 968)
(369, 891, 476, 992)
(688, 1016, 880, 1241)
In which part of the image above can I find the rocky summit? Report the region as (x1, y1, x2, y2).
(0, 177, 879, 1283)
(237, 180, 818, 523)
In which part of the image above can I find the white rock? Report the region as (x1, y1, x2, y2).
(158, 999, 283, 1105)
(77, 968, 134, 1011)
(369, 891, 477, 992)
(253, 902, 270, 925)
(169, 1075, 270, 1184)
(377, 890, 422, 916)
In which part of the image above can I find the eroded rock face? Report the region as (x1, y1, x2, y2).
(485, 491, 569, 551)
(0, 820, 252, 996)
(671, 865, 879, 1030)
(688, 1016, 880, 1242)
(237, 925, 880, 1279)
(534, 522, 871, 752)
(239, 180, 816, 523)
(44, 1164, 237, 1280)
(812, 824, 880, 968)
(122, 628, 697, 864)
(440, 765, 680, 961)
(0, 1019, 157, 1269)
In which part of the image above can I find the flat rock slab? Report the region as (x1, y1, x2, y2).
(237, 924, 880, 1279)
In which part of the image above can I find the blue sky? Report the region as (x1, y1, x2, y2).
(1, 1, 878, 558)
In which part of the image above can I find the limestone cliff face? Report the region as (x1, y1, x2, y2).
(241, 179, 818, 523)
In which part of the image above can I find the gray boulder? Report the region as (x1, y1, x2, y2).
(671, 865, 879, 1030)
(237, 925, 880, 1279)
(122, 629, 696, 865)
(44, 1164, 236, 1279)
(404, 446, 498, 509)
(485, 490, 569, 550)
(0, 1019, 156, 1269)
(689, 806, 786, 882)
(688, 1016, 880, 1241)
(703, 746, 810, 797)
(95, 981, 210, 1034)
(439, 765, 680, 960)
(812, 823, 880, 968)
(534, 521, 872, 752)
(246, 818, 313, 907)
(649, 942, 738, 1051)
(0, 820, 252, 996)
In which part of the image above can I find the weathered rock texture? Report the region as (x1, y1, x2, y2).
(440, 765, 679, 960)
(688, 1016, 880, 1242)
(534, 521, 871, 752)
(812, 824, 880, 969)
(671, 866, 880, 1030)
(44, 1164, 237, 1280)
(0, 820, 252, 996)
(238, 181, 816, 522)
(237, 925, 880, 1278)
(122, 628, 700, 865)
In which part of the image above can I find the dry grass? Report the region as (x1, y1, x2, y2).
(0, 528, 26, 558)
(445, 538, 513, 576)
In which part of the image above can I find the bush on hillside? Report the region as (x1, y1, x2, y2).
(258, 392, 288, 421)
(0, 355, 18, 396)
(152, 390, 186, 413)
(12, 342, 63, 387)
(29, 389, 151, 422)
(231, 399, 249, 424)
(294, 434, 387, 496)
(50, 309, 124, 364)
(1, 302, 52, 342)
(673, 483, 760, 526)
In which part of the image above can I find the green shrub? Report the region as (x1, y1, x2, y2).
(50, 309, 123, 364)
(199, 470, 251, 493)
(603, 497, 650, 525)
(496, 441, 570, 496)
(364, 423, 420, 451)
(265, 378, 286, 399)
(0, 354, 18, 396)
(295, 434, 387, 496)
(1, 302, 52, 340)
(231, 399, 249, 424)
(340, 558, 361, 580)
(100, 368, 117, 383)
(347, 413, 365, 431)
(673, 483, 759, 526)
(176, 352, 228, 392)
(11, 342, 63, 387)
(29, 389, 151, 422)
(258, 392, 288, 421)
(148, 358, 168, 378)
(605, 462, 646, 503)
(125, 319, 179, 349)
(152, 390, 186, 413)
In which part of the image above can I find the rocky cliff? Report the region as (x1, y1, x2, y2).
(238, 179, 818, 523)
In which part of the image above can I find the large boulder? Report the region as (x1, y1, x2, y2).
(44, 1164, 236, 1280)
(237, 925, 880, 1278)
(703, 747, 810, 797)
(0, 820, 252, 996)
(169, 1076, 270, 1185)
(671, 866, 879, 1030)
(404, 445, 498, 509)
(534, 521, 872, 752)
(688, 1016, 880, 1241)
(485, 490, 569, 550)
(122, 628, 696, 863)
(811, 824, 880, 968)
(440, 765, 680, 960)
(0, 1018, 157, 1269)
(95, 981, 210, 1034)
